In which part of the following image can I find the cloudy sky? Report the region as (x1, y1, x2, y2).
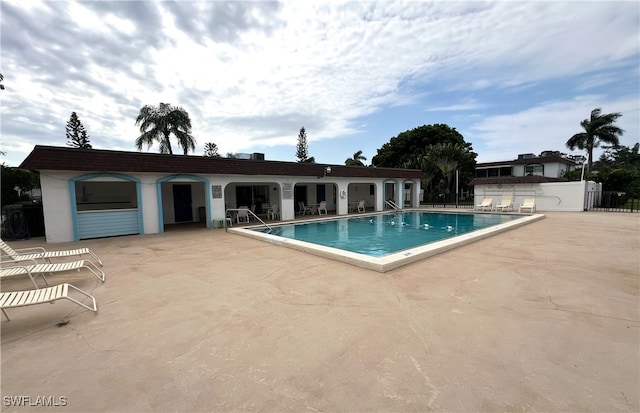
(1, 1, 638, 167)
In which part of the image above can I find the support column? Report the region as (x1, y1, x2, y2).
(337, 183, 348, 215)
(411, 180, 421, 208)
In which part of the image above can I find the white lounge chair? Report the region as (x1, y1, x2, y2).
(357, 200, 366, 213)
(1, 239, 103, 267)
(318, 201, 327, 215)
(1, 259, 106, 288)
(1, 283, 97, 321)
(494, 194, 514, 212)
(475, 198, 493, 211)
(519, 198, 536, 213)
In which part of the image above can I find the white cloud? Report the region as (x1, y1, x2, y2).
(1, 1, 638, 166)
(426, 98, 485, 112)
(67, 2, 109, 33)
(467, 95, 640, 163)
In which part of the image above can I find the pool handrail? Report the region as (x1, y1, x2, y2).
(385, 199, 401, 211)
(226, 208, 272, 232)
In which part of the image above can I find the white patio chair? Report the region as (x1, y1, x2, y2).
(357, 200, 366, 213)
(318, 201, 327, 215)
(298, 202, 311, 215)
(236, 207, 250, 224)
(268, 204, 280, 220)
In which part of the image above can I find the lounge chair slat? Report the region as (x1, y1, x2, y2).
(0, 267, 26, 277)
(0, 293, 10, 307)
(10, 292, 28, 306)
(32, 288, 46, 302)
(0, 293, 15, 307)
(54, 284, 65, 298)
(18, 290, 37, 305)
(5, 292, 22, 307)
(16, 290, 39, 306)
(40, 288, 52, 301)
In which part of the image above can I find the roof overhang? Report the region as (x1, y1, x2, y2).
(19, 146, 424, 180)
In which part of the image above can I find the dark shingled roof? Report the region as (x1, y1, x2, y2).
(474, 161, 514, 168)
(510, 155, 577, 165)
(470, 176, 568, 185)
(476, 155, 578, 168)
(20, 146, 424, 179)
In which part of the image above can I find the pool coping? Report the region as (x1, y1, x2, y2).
(227, 210, 546, 273)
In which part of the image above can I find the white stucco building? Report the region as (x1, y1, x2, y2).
(20, 146, 424, 243)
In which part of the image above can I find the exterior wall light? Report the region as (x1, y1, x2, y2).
(319, 166, 331, 178)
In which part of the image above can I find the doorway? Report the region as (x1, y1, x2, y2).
(316, 184, 326, 202)
(294, 185, 307, 212)
(173, 184, 193, 222)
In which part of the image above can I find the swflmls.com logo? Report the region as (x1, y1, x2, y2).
(3, 396, 68, 407)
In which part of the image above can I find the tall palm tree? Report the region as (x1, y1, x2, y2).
(566, 108, 624, 172)
(135, 103, 196, 155)
(345, 150, 367, 166)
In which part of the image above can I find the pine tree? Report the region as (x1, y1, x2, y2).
(295, 127, 308, 162)
(295, 127, 314, 163)
(66, 112, 92, 149)
(203, 142, 220, 157)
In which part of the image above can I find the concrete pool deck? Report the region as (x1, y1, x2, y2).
(1, 211, 638, 412)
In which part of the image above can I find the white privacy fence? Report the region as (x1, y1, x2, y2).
(474, 181, 597, 212)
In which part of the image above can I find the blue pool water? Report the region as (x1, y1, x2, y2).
(253, 211, 522, 257)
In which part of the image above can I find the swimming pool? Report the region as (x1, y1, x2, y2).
(228, 210, 544, 272)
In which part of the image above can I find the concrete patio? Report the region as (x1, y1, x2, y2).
(1, 211, 638, 412)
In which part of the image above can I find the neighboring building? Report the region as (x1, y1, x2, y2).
(471, 153, 588, 212)
(19, 146, 423, 243)
(473, 152, 580, 183)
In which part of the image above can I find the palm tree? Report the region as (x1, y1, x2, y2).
(566, 108, 624, 172)
(345, 150, 367, 166)
(422, 142, 475, 198)
(424, 144, 457, 194)
(135, 103, 196, 155)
